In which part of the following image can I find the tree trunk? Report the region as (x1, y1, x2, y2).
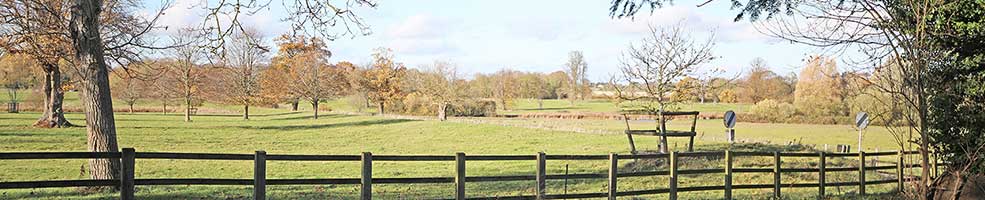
(438, 103, 447, 121)
(378, 102, 385, 115)
(33, 65, 73, 128)
(128, 103, 133, 113)
(184, 97, 191, 122)
(243, 104, 250, 120)
(70, 0, 120, 182)
(658, 104, 668, 153)
(162, 103, 167, 114)
(312, 99, 319, 119)
(290, 99, 299, 111)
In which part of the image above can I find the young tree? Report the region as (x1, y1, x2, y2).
(212, 30, 269, 120)
(363, 48, 406, 115)
(290, 49, 346, 119)
(0, 54, 37, 111)
(109, 65, 153, 113)
(564, 51, 589, 104)
(611, 22, 715, 153)
(166, 30, 209, 122)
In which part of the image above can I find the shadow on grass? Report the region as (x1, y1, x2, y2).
(123, 111, 303, 118)
(270, 114, 347, 121)
(622, 142, 816, 172)
(229, 118, 415, 131)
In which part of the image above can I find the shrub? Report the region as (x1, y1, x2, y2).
(447, 99, 497, 117)
(750, 99, 796, 122)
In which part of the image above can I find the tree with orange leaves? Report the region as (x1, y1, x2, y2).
(362, 48, 406, 115)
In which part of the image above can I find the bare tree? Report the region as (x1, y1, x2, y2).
(212, 29, 268, 120)
(611, 22, 715, 153)
(564, 51, 589, 104)
(166, 29, 208, 122)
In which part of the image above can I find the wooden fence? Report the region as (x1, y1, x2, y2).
(0, 149, 934, 200)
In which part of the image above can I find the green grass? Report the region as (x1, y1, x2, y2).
(0, 93, 907, 199)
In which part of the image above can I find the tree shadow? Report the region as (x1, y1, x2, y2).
(270, 114, 347, 121)
(228, 119, 415, 131)
(129, 111, 303, 118)
(621, 142, 817, 172)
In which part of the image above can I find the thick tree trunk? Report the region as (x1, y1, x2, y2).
(438, 103, 447, 121)
(312, 100, 319, 119)
(33, 65, 73, 128)
(378, 102, 385, 115)
(70, 0, 120, 182)
(243, 104, 249, 120)
(290, 99, 299, 111)
(128, 103, 133, 113)
(184, 97, 191, 122)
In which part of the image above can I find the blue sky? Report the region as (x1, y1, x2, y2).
(147, 0, 846, 82)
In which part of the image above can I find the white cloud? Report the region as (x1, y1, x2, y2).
(386, 14, 452, 39)
(382, 14, 461, 56)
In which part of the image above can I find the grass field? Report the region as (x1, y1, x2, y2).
(500, 99, 754, 115)
(0, 93, 907, 199)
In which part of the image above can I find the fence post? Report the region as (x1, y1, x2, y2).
(608, 153, 618, 200)
(669, 151, 678, 200)
(254, 150, 266, 200)
(536, 152, 546, 200)
(897, 150, 904, 192)
(818, 151, 826, 199)
(724, 150, 732, 200)
(120, 148, 135, 200)
(456, 152, 466, 200)
(773, 151, 781, 199)
(361, 152, 373, 200)
(859, 151, 866, 196)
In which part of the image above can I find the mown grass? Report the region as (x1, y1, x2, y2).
(1, 111, 907, 199)
(0, 93, 906, 199)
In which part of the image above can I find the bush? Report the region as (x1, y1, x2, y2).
(750, 99, 796, 122)
(447, 99, 497, 117)
(399, 93, 436, 116)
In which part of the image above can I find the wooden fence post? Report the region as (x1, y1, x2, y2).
(725, 150, 732, 200)
(536, 152, 546, 200)
(897, 150, 904, 192)
(669, 151, 678, 200)
(859, 151, 866, 196)
(773, 151, 781, 199)
(120, 148, 135, 200)
(456, 152, 466, 200)
(254, 150, 266, 200)
(361, 152, 373, 200)
(819, 151, 826, 199)
(608, 153, 618, 200)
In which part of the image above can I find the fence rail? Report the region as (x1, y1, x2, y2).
(0, 149, 930, 200)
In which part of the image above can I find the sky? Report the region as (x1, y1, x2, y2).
(145, 0, 851, 82)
